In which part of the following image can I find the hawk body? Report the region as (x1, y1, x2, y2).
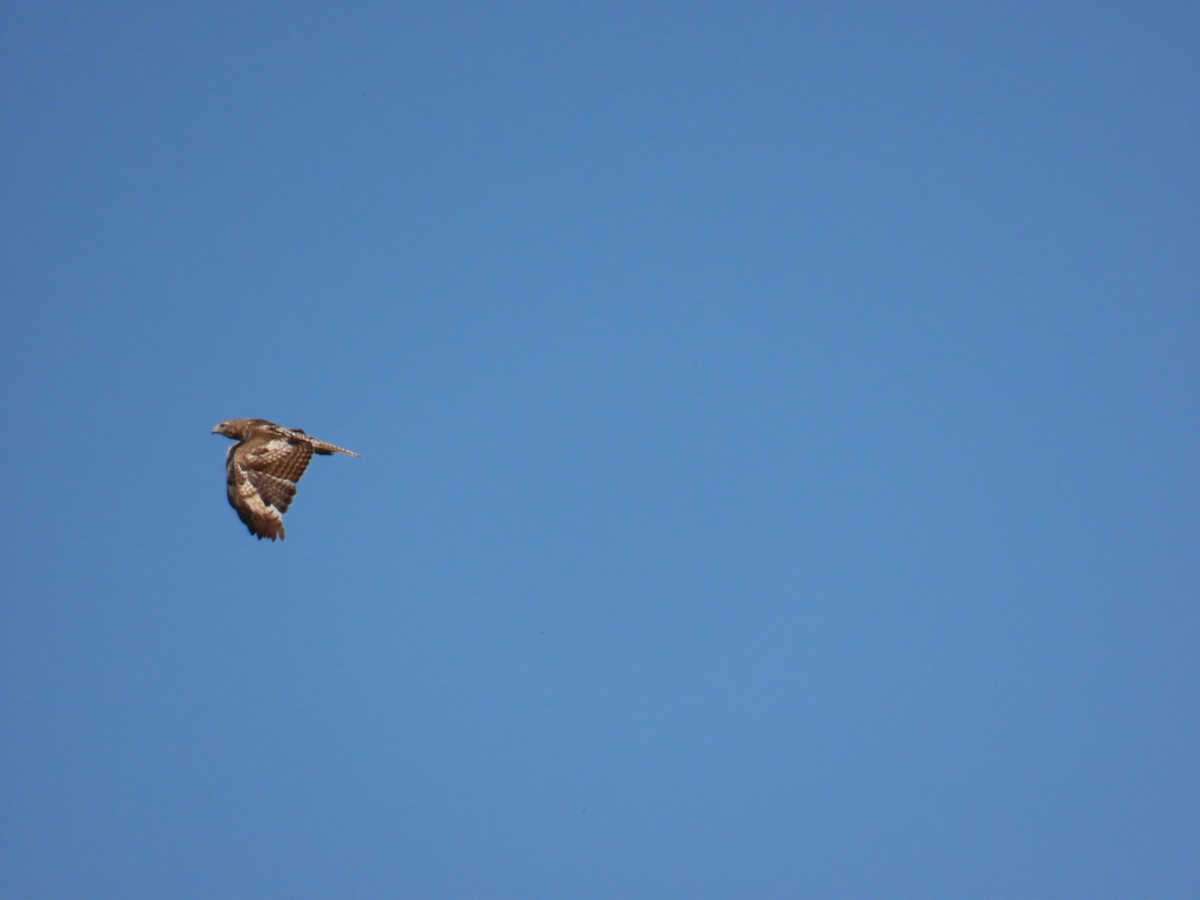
(213, 418, 360, 540)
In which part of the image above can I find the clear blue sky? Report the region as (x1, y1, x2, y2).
(2, 3, 1197, 897)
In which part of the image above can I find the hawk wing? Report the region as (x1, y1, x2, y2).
(226, 432, 317, 540)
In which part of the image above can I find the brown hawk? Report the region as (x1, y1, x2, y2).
(212, 418, 361, 540)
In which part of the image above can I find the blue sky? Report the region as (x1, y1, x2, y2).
(2, 2, 1197, 897)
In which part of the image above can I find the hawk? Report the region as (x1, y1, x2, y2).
(212, 418, 361, 540)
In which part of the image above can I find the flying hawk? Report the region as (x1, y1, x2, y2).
(213, 418, 361, 540)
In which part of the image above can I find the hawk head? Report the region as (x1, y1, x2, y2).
(212, 419, 261, 441)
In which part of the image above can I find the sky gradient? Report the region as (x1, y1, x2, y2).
(2, 3, 1198, 897)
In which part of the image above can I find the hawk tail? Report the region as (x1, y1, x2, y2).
(310, 440, 361, 457)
